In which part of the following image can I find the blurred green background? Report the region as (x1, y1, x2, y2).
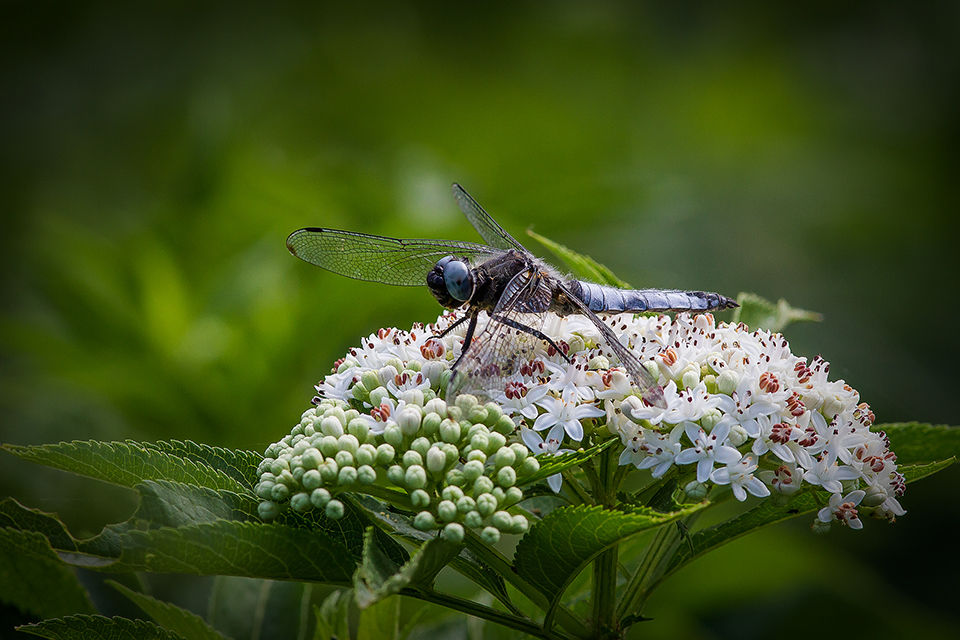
(1, 1, 958, 638)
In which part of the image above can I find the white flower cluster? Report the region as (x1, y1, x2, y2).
(259, 310, 904, 534)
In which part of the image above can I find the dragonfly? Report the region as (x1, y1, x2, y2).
(286, 184, 737, 408)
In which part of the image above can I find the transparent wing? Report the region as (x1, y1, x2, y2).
(452, 184, 527, 252)
(448, 267, 555, 400)
(286, 228, 500, 286)
(556, 282, 666, 408)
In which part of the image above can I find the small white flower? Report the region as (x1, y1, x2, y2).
(533, 387, 604, 443)
(803, 453, 862, 494)
(710, 455, 770, 502)
(520, 427, 570, 492)
(817, 490, 866, 530)
(636, 426, 684, 478)
(675, 422, 743, 484)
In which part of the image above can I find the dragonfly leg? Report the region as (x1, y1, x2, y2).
(449, 311, 480, 372)
(434, 313, 470, 338)
(491, 315, 572, 363)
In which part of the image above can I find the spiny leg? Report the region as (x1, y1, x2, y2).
(491, 314, 572, 364)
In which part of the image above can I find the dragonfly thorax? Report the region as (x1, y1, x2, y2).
(427, 256, 475, 309)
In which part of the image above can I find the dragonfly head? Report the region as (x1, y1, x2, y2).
(427, 256, 475, 308)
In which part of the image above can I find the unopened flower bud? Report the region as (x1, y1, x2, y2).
(511, 515, 529, 534)
(441, 485, 464, 503)
(440, 419, 461, 443)
(503, 486, 523, 508)
(368, 386, 389, 408)
(519, 457, 540, 476)
(684, 480, 708, 501)
(355, 444, 376, 467)
(445, 469, 466, 487)
(320, 416, 344, 438)
(421, 412, 442, 436)
(811, 518, 831, 535)
(290, 492, 311, 512)
(271, 483, 290, 501)
(485, 432, 507, 455)
(441, 443, 459, 465)
(301, 449, 322, 470)
(456, 495, 476, 514)
(509, 444, 528, 464)
(320, 436, 340, 457)
(357, 465, 377, 484)
(347, 418, 369, 441)
(402, 450, 423, 468)
(716, 370, 739, 396)
(494, 447, 516, 469)
(413, 511, 437, 531)
(334, 450, 354, 468)
(410, 489, 430, 509)
(424, 398, 447, 418)
(387, 464, 405, 486)
(360, 370, 380, 392)
(256, 481, 276, 499)
(494, 415, 515, 435)
(441, 522, 465, 543)
(437, 500, 458, 522)
(491, 510, 513, 531)
(473, 476, 494, 495)
(480, 526, 500, 545)
(258, 501, 281, 520)
(405, 465, 427, 489)
(681, 367, 700, 390)
(727, 425, 749, 447)
(325, 499, 344, 519)
(700, 408, 722, 431)
(470, 433, 489, 452)
(397, 408, 421, 436)
(463, 510, 483, 528)
(383, 424, 403, 448)
(426, 447, 447, 474)
(497, 466, 517, 487)
(467, 449, 487, 464)
(302, 469, 323, 491)
(310, 487, 331, 508)
(375, 443, 395, 465)
(445, 405, 462, 422)
(462, 460, 484, 481)
(319, 459, 339, 483)
(476, 493, 498, 517)
(338, 466, 358, 486)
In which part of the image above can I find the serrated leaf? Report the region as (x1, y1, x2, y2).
(875, 422, 960, 466)
(209, 577, 314, 640)
(2, 441, 251, 493)
(142, 441, 262, 489)
(731, 293, 821, 332)
(354, 528, 462, 609)
(104, 521, 356, 584)
(18, 615, 184, 640)
(109, 581, 228, 640)
(526, 229, 631, 288)
(519, 438, 618, 488)
(0, 528, 96, 618)
(514, 503, 703, 608)
(0, 498, 82, 553)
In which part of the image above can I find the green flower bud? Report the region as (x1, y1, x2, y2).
(258, 501, 281, 520)
(491, 487, 505, 503)
(411, 437, 430, 459)
(512, 515, 529, 534)
(290, 492, 311, 512)
(494, 446, 516, 469)
(437, 500, 458, 522)
(360, 370, 380, 392)
(334, 450, 354, 468)
(445, 469, 466, 487)
(355, 444, 376, 467)
(509, 443, 528, 464)
(485, 432, 507, 455)
(421, 412, 443, 436)
(496, 466, 517, 488)
(337, 434, 359, 454)
(277, 469, 296, 487)
(402, 450, 423, 468)
(441, 522, 465, 543)
(480, 526, 500, 545)
(491, 510, 513, 531)
(482, 402, 503, 426)
(441, 485, 464, 503)
(439, 419, 461, 443)
(424, 398, 447, 418)
(325, 405, 347, 425)
(503, 486, 523, 508)
(320, 416, 344, 438)
(387, 464, 405, 486)
(456, 495, 476, 514)
(470, 433, 489, 452)
(589, 355, 610, 370)
(716, 370, 739, 396)
(411, 489, 431, 509)
(383, 424, 404, 448)
(811, 518, 831, 535)
(368, 386, 390, 408)
(400, 387, 424, 407)
(426, 447, 447, 474)
(270, 457, 290, 475)
(700, 408, 722, 431)
(445, 405, 463, 422)
(375, 443, 395, 465)
(344, 408, 360, 422)
(467, 449, 487, 464)
(383, 360, 403, 378)
(310, 487, 331, 507)
(684, 480, 708, 501)
(681, 367, 700, 390)
(302, 469, 323, 491)
(474, 475, 494, 495)
(320, 436, 340, 457)
(325, 499, 344, 519)
(405, 465, 427, 489)
(441, 443, 460, 465)
(519, 457, 540, 476)
(352, 384, 369, 403)
(462, 460, 484, 482)
(347, 418, 370, 441)
(357, 465, 377, 484)
(455, 393, 479, 414)
(476, 493, 498, 517)
(255, 481, 275, 500)
(338, 466, 358, 486)
(862, 485, 887, 508)
(463, 510, 483, 528)
(301, 449, 322, 470)
(319, 459, 339, 483)
(493, 415, 515, 435)
(413, 511, 437, 531)
(467, 405, 488, 424)
(727, 425, 749, 447)
(270, 483, 290, 502)
(291, 466, 305, 482)
(302, 423, 316, 437)
(397, 408, 421, 436)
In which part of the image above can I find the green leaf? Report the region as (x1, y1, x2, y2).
(875, 422, 960, 466)
(357, 596, 401, 640)
(526, 229, 631, 288)
(109, 581, 228, 640)
(314, 590, 352, 640)
(0, 498, 83, 553)
(731, 293, 821, 332)
(513, 503, 704, 608)
(18, 615, 184, 640)
(0, 527, 96, 618)
(519, 437, 618, 488)
(209, 577, 315, 640)
(354, 527, 462, 609)
(2, 440, 254, 493)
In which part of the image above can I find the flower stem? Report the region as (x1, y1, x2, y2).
(589, 442, 621, 638)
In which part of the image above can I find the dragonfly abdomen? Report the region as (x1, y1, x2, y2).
(568, 281, 737, 314)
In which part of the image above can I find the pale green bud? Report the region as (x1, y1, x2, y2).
(441, 522, 465, 543)
(509, 443, 528, 464)
(291, 466, 305, 483)
(426, 447, 447, 474)
(310, 487, 331, 508)
(811, 518, 831, 535)
(352, 384, 369, 402)
(277, 469, 296, 487)
(491, 487, 505, 504)
(290, 492, 311, 512)
(437, 500, 458, 522)
(456, 495, 476, 514)
(491, 510, 513, 531)
(344, 408, 360, 423)
(511, 515, 529, 534)
(862, 485, 887, 508)
(319, 459, 339, 483)
(462, 460, 484, 482)
(301, 449, 322, 470)
(270, 457, 289, 475)
(271, 483, 290, 502)
(716, 370, 739, 396)
(411, 437, 430, 459)
(496, 466, 517, 488)
(411, 489, 431, 509)
(700, 408, 723, 431)
(445, 469, 466, 487)
(727, 425, 749, 447)
(440, 419, 461, 443)
(400, 387, 424, 407)
(383, 424, 404, 448)
(519, 457, 540, 476)
(503, 486, 523, 508)
(474, 475, 494, 495)
(255, 481, 275, 499)
(684, 480, 708, 501)
(325, 499, 345, 519)
(463, 510, 483, 528)
(347, 418, 369, 441)
(258, 501, 281, 520)
(338, 434, 359, 455)
(468, 405, 488, 424)
(467, 449, 486, 464)
(480, 526, 500, 545)
(405, 465, 427, 490)
(681, 366, 700, 390)
(424, 397, 447, 418)
(375, 443, 395, 465)
(334, 450, 354, 468)
(494, 447, 516, 469)
(493, 415, 515, 435)
(470, 433, 489, 452)
(320, 416, 344, 438)
(485, 432, 507, 456)
(320, 436, 340, 457)
(441, 485, 464, 502)
(413, 511, 437, 531)
(441, 443, 460, 465)
(402, 450, 423, 468)
(324, 405, 347, 425)
(302, 469, 323, 491)
(482, 402, 503, 426)
(421, 412, 443, 436)
(589, 355, 611, 370)
(445, 405, 463, 422)
(397, 408, 421, 436)
(338, 466, 358, 486)
(360, 370, 380, 392)
(357, 465, 377, 485)
(355, 444, 376, 467)
(368, 386, 390, 408)
(387, 464, 405, 486)
(455, 393, 479, 414)
(476, 493, 498, 517)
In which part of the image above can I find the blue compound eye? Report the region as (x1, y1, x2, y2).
(442, 259, 473, 302)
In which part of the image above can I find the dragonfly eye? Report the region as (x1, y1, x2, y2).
(442, 258, 474, 302)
